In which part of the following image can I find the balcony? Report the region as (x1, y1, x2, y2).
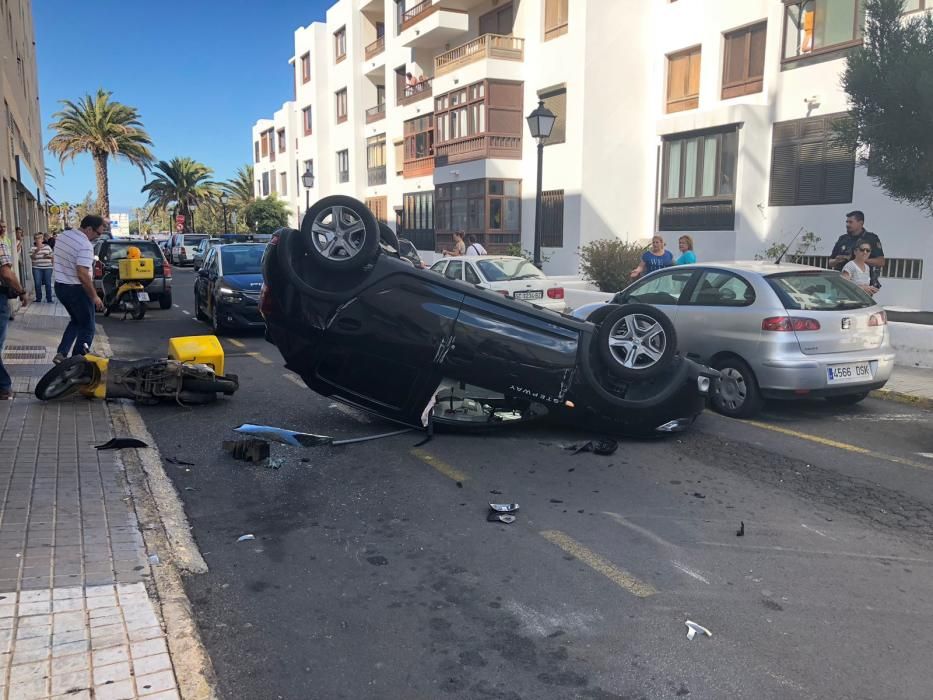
(365, 103, 386, 123)
(368, 165, 387, 187)
(435, 134, 522, 166)
(435, 34, 524, 77)
(365, 35, 385, 60)
(398, 0, 468, 48)
(398, 77, 433, 106)
(403, 155, 434, 179)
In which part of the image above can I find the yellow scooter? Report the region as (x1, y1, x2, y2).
(103, 246, 152, 320)
(35, 335, 238, 404)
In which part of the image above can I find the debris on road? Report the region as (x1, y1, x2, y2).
(685, 620, 712, 640)
(487, 513, 516, 524)
(489, 503, 519, 513)
(566, 439, 619, 456)
(693, 492, 706, 499)
(331, 428, 412, 445)
(237, 534, 256, 542)
(233, 424, 333, 447)
(148, 554, 161, 566)
(166, 456, 195, 466)
(736, 521, 745, 537)
(223, 439, 271, 463)
(266, 457, 285, 470)
(95, 437, 149, 450)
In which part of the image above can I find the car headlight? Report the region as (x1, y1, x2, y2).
(218, 286, 243, 301)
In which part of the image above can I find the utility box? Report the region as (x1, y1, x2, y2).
(167, 335, 225, 376)
(118, 257, 154, 281)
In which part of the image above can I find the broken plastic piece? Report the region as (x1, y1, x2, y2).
(266, 458, 285, 469)
(233, 424, 333, 447)
(487, 513, 516, 524)
(95, 437, 149, 450)
(736, 521, 745, 537)
(685, 621, 712, 640)
(566, 439, 618, 456)
(166, 457, 195, 466)
(331, 428, 412, 446)
(148, 554, 160, 565)
(489, 503, 519, 513)
(237, 534, 256, 542)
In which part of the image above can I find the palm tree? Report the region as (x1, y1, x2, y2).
(47, 89, 153, 221)
(141, 157, 219, 232)
(222, 164, 255, 207)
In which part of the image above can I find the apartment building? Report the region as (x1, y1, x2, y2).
(251, 0, 933, 309)
(0, 0, 47, 286)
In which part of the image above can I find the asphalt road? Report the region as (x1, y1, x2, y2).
(99, 267, 933, 700)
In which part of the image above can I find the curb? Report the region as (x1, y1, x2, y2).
(870, 388, 933, 411)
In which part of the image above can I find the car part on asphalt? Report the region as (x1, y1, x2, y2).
(566, 439, 619, 456)
(236, 534, 256, 542)
(489, 503, 519, 513)
(233, 423, 333, 447)
(737, 521, 745, 537)
(487, 513, 517, 524)
(166, 457, 195, 466)
(330, 429, 412, 446)
(223, 439, 271, 462)
(266, 457, 285, 470)
(94, 437, 149, 450)
(685, 621, 712, 640)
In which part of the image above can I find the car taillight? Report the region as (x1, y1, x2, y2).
(547, 287, 564, 300)
(762, 316, 821, 332)
(94, 260, 104, 279)
(259, 283, 275, 318)
(497, 290, 510, 297)
(163, 260, 172, 277)
(869, 310, 887, 326)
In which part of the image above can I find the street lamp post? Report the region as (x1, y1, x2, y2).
(301, 166, 315, 226)
(525, 100, 556, 269)
(219, 192, 229, 234)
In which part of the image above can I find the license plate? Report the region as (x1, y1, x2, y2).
(827, 362, 873, 384)
(137, 292, 150, 302)
(513, 290, 543, 301)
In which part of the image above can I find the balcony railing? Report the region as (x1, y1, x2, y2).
(365, 35, 385, 60)
(399, 0, 435, 32)
(365, 103, 386, 123)
(434, 134, 522, 165)
(367, 165, 387, 186)
(435, 34, 525, 76)
(398, 77, 433, 106)
(402, 154, 434, 178)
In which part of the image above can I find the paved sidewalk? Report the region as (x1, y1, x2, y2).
(0, 302, 183, 699)
(873, 364, 933, 408)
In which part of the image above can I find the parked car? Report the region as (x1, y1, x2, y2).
(430, 255, 567, 313)
(192, 237, 223, 271)
(572, 262, 894, 418)
(259, 196, 717, 437)
(194, 243, 266, 332)
(92, 238, 173, 310)
(168, 233, 208, 266)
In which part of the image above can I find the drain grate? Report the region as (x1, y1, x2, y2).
(2, 345, 49, 364)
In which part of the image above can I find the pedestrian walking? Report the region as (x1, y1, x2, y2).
(465, 234, 487, 256)
(30, 233, 54, 302)
(675, 235, 696, 265)
(0, 226, 30, 400)
(630, 235, 674, 279)
(52, 215, 105, 363)
(829, 210, 885, 273)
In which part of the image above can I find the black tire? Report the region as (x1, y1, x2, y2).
(181, 377, 239, 395)
(210, 303, 224, 335)
(176, 391, 217, 405)
(711, 356, 763, 418)
(595, 303, 677, 381)
(194, 289, 208, 321)
(296, 195, 380, 272)
(159, 293, 172, 310)
(825, 392, 870, 405)
(130, 295, 146, 320)
(35, 357, 94, 401)
(379, 222, 399, 254)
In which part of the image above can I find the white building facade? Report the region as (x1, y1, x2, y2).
(251, 0, 933, 309)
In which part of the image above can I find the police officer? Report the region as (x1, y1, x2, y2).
(829, 210, 885, 273)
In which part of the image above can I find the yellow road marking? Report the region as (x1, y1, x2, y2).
(283, 373, 306, 388)
(246, 351, 273, 365)
(227, 339, 245, 348)
(744, 420, 932, 472)
(539, 530, 657, 598)
(410, 449, 468, 483)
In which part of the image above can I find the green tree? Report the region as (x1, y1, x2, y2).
(579, 239, 646, 293)
(47, 89, 154, 221)
(141, 157, 219, 233)
(245, 196, 289, 235)
(222, 165, 255, 233)
(839, 0, 933, 213)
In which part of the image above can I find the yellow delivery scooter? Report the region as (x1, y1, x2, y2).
(102, 247, 152, 320)
(35, 336, 238, 405)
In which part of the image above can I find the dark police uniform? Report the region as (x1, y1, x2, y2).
(830, 230, 884, 267)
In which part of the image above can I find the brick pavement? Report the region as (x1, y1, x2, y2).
(0, 302, 182, 699)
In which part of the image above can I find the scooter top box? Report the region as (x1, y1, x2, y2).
(118, 258, 154, 280)
(167, 335, 225, 376)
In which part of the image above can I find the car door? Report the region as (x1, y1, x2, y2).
(674, 268, 760, 364)
(616, 268, 697, 327)
(203, 249, 219, 315)
(444, 260, 464, 282)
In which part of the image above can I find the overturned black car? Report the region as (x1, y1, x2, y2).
(260, 196, 717, 436)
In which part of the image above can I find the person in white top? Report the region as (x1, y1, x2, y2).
(841, 240, 879, 296)
(52, 215, 106, 363)
(465, 234, 487, 256)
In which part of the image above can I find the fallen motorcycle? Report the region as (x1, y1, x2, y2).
(35, 335, 238, 404)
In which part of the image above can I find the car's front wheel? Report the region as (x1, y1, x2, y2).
(596, 303, 677, 381)
(711, 357, 762, 418)
(296, 195, 380, 272)
(159, 293, 172, 310)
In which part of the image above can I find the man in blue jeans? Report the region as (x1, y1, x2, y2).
(52, 215, 106, 363)
(0, 223, 30, 399)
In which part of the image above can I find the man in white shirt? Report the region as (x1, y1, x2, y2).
(465, 234, 487, 256)
(52, 215, 106, 363)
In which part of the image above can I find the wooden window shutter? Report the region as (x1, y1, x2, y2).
(823, 139, 856, 203)
(666, 47, 700, 113)
(768, 143, 798, 206)
(796, 141, 826, 204)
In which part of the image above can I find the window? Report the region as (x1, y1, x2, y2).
(540, 189, 564, 247)
(666, 46, 701, 113)
(260, 131, 269, 157)
(334, 26, 347, 63)
(365, 196, 388, 223)
(769, 113, 855, 206)
(336, 150, 350, 183)
(300, 52, 311, 83)
(445, 261, 463, 280)
(479, 4, 514, 35)
(435, 83, 485, 144)
(270, 171, 277, 193)
(302, 106, 313, 135)
(261, 172, 270, 196)
(544, 0, 568, 40)
(394, 139, 404, 175)
(335, 89, 348, 123)
(537, 86, 566, 145)
(367, 134, 387, 186)
(401, 192, 435, 250)
(660, 127, 738, 231)
(436, 179, 486, 233)
(277, 129, 286, 153)
(722, 22, 767, 99)
(687, 271, 756, 307)
(783, 0, 863, 61)
(254, 141, 260, 162)
(465, 264, 481, 285)
(904, 0, 929, 11)
(404, 114, 434, 163)
(268, 130, 277, 161)
(621, 271, 694, 306)
(488, 180, 520, 231)
(280, 172, 288, 196)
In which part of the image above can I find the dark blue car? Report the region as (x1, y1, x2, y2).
(194, 243, 266, 333)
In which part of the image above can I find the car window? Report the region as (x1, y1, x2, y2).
(476, 258, 544, 282)
(184, 235, 207, 246)
(105, 242, 163, 262)
(768, 272, 874, 311)
(686, 271, 755, 307)
(430, 260, 447, 274)
(622, 271, 693, 305)
(220, 246, 265, 275)
(445, 261, 463, 281)
(465, 263, 481, 285)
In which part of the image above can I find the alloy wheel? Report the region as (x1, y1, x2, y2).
(606, 313, 668, 370)
(310, 205, 368, 262)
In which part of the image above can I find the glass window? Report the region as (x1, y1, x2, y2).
(621, 271, 695, 306)
(477, 259, 545, 282)
(489, 180, 504, 195)
(431, 260, 448, 274)
(336, 150, 349, 183)
(445, 261, 463, 280)
(687, 271, 755, 306)
(662, 128, 738, 202)
(302, 106, 313, 134)
(335, 89, 348, 122)
(768, 272, 873, 310)
(489, 199, 502, 229)
(220, 246, 265, 275)
(465, 264, 481, 285)
(683, 139, 698, 198)
(667, 141, 682, 199)
(701, 138, 717, 197)
(784, 0, 862, 60)
(538, 87, 566, 145)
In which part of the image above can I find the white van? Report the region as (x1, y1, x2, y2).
(169, 233, 208, 266)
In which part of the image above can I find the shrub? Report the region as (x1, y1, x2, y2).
(579, 239, 646, 292)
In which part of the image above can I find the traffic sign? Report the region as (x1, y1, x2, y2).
(175, 215, 185, 226)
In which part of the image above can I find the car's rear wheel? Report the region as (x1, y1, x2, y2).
(825, 391, 870, 405)
(711, 357, 763, 418)
(159, 292, 172, 310)
(596, 304, 676, 381)
(299, 196, 380, 272)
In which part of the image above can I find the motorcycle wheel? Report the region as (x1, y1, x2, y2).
(181, 377, 239, 396)
(176, 391, 217, 405)
(130, 294, 146, 320)
(35, 357, 94, 401)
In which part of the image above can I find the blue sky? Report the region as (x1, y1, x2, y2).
(35, 0, 330, 213)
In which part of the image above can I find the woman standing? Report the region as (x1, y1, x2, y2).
(443, 231, 466, 257)
(675, 235, 696, 265)
(841, 240, 879, 296)
(30, 233, 54, 302)
(630, 235, 674, 279)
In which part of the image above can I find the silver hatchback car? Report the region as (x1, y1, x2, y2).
(572, 262, 894, 418)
